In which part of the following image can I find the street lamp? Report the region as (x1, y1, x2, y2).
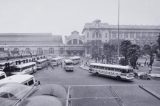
(117, 0, 120, 63)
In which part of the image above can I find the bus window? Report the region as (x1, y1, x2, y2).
(15, 67, 21, 72)
(120, 69, 127, 73)
(66, 62, 73, 65)
(24, 83, 28, 85)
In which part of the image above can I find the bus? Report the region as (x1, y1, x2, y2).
(64, 59, 74, 72)
(3, 62, 37, 76)
(70, 56, 81, 65)
(0, 61, 14, 71)
(50, 57, 63, 66)
(89, 63, 134, 81)
(36, 59, 48, 70)
(0, 74, 40, 86)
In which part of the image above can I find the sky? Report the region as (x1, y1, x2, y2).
(0, 0, 159, 35)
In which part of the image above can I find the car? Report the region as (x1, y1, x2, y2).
(0, 83, 67, 105)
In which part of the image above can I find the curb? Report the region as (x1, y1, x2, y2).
(139, 85, 160, 100)
(79, 65, 89, 71)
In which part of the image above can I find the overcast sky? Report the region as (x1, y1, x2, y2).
(0, 0, 159, 35)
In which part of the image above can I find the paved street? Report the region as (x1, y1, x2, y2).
(34, 64, 160, 86)
(33, 64, 160, 106)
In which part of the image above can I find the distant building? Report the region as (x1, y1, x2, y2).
(83, 19, 160, 55)
(65, 31, 85, 56)
(0, 33, 64, 56)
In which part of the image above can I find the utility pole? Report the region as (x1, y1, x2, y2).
(117, 0, 120, 63)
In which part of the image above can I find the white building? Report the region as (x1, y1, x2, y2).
(82, 19, 160, 55)
(83, 19, 160, 45)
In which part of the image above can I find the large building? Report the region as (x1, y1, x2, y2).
(65, 31, 85, 56)
(0, 20, 160, 58)
(83, 20, 160, 55)
(0, 33, 64, 57)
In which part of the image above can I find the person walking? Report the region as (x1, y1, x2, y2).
(149, 66, 152, 74)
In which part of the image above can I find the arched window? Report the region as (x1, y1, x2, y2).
(37, 48, 43, 55)
(25, 48, 31, 54)
(11, 48, 19, 55)
(73, 39, 77, 45)
(49, 48, 54, 54)
(96, 32, 99, 38)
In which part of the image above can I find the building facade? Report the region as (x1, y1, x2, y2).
(83, 19, 160, 55)
(0, 33, 64, 57)
(65, 31, 85, 56)
(0, 20, 160, 58)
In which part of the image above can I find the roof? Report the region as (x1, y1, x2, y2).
(64, 59, 73, 63)
(0, 75, 34, 84)
(0, 33, 63, 45)
(16, 62, 36, 68)
(90, 63, 132, 70)
(82, 20, 160, 33)
(70, 56, 81, 59)
(0, 83, 32, 99)
(36, 59, 47, 63)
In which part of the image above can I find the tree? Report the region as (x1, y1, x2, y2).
(142, 44, 151, 55)
(120, 40, 132, 65)
(128, 44, 141, 69)
(103, 43, 116, 63)
(157, 33, 160, 50)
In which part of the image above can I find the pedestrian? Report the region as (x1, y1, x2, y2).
(149, 66, 152, 74)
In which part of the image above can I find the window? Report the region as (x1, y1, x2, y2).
(87, 32, 89, 38)
(136, 32, 140, 39)
(0, 75, 5, 80)
(28, 79, 34, 85)
(92, 34, 95, 38)
(73, 39, 78, 44)
(60, 48, 64, 54)
(130, 32, 134, 38)
(105, 33, 107, 38)
(124, 32, 128, 38)
(49, 48, 54, 54)
(0, 93, 9, 98)
(112, 31, 117, 38)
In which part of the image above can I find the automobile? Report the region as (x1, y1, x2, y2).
(0, 83, 67, 106)
(0, 97, 17, 106)
(19, 96, 63, 106)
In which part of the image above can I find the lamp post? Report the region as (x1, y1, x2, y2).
(117, 0, 120, 63)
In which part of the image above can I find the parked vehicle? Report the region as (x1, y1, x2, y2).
(35, 59, 48, 70)
(0, 74, 40, 86)
(0, 83, 66, 106)
(3, 62, 37, 76)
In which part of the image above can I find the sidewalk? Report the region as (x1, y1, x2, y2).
(79, 64, 89, 71)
